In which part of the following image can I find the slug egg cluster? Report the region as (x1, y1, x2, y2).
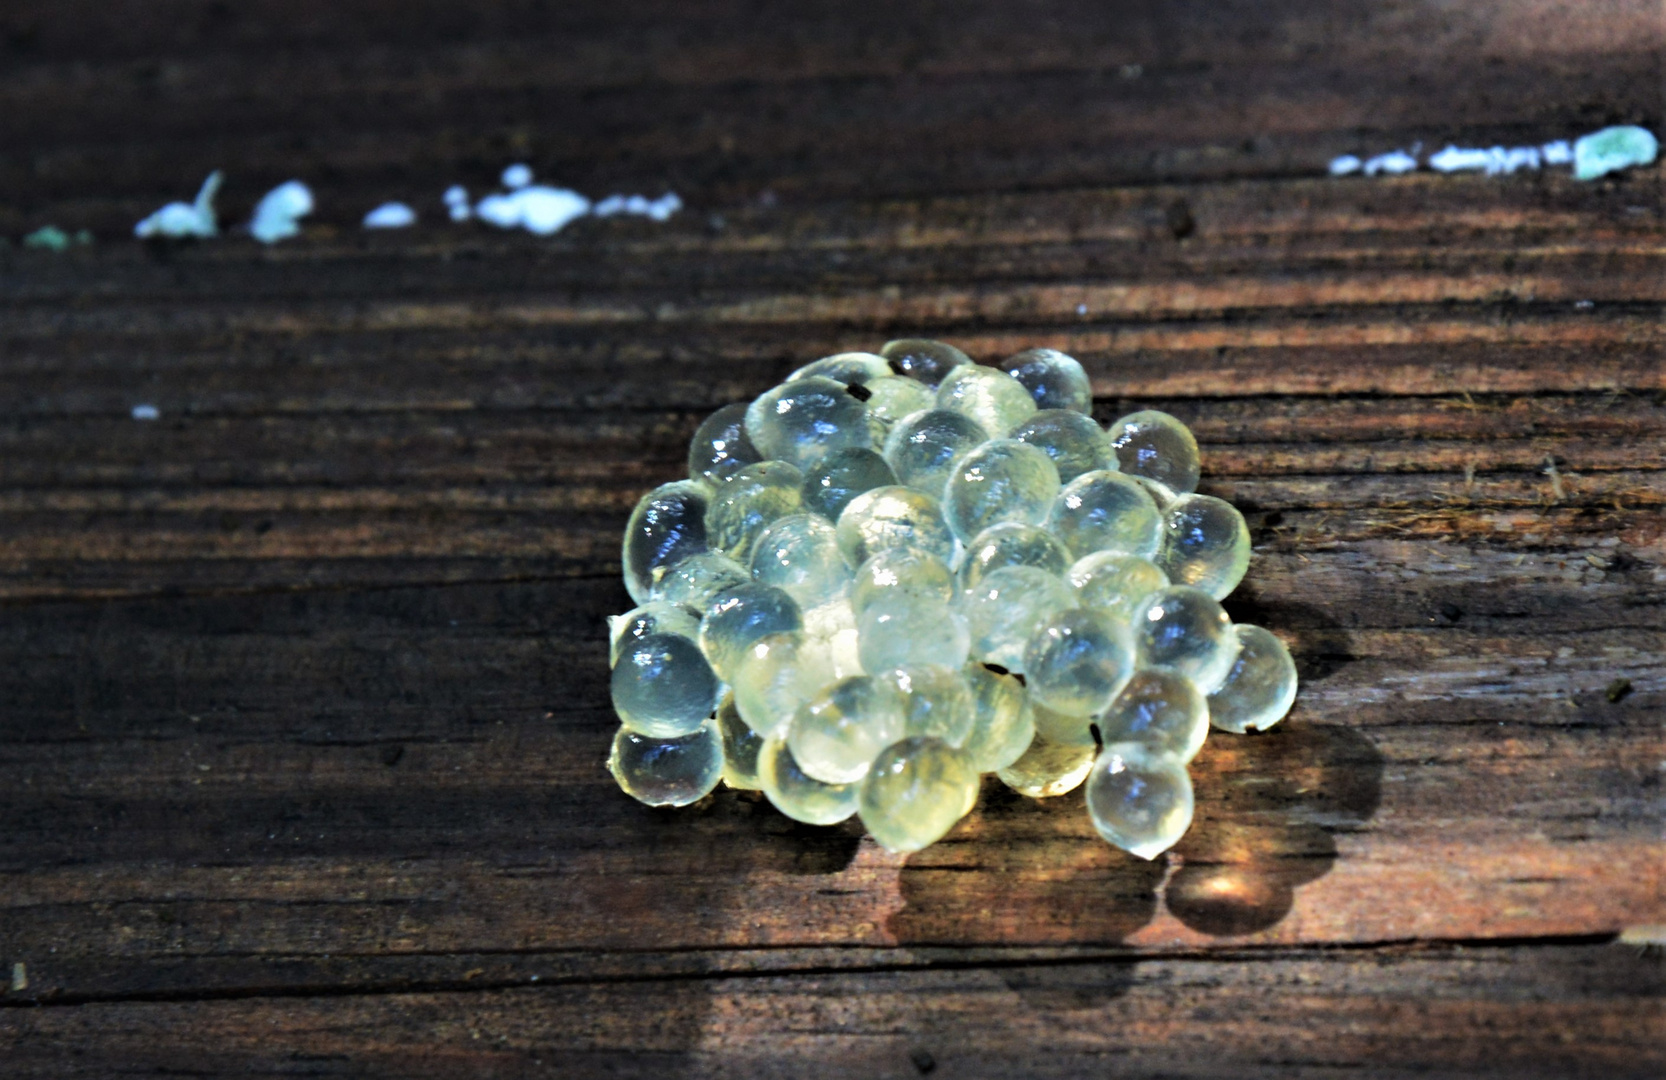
(609, 340, 1297, 857)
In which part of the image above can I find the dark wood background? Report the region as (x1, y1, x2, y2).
(1, 1, 1662, 1075)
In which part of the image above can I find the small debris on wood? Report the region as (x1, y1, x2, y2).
(1605, 678, 1633, 704)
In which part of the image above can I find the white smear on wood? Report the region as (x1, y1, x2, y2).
(134, 171, 222, 239)
(1363, 150, 1418, 176)
(362, 202, 417, 229)
(502, 163, 534, 189)
(591, 192, 683, 222)
(443, 185, 472, 222)
(249, 181, 314, 244)
(476, 186, 591, 236)
(131, 404, 160, 421)
(1328, 155, 1362, 176)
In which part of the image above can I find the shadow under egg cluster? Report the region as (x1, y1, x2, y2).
(609, 340, 1300, 859)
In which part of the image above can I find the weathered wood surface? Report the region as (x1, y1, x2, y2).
(0, 1, 1662, 1075)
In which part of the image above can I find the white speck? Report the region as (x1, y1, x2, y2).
(134, 171, 222, 239)
(476, 186, 591, 236)
(248, 180, 314, 244)
(1429, 145, 1543, 175)
(362, 202, 417, 229)
(1575, 299, 1594, 309)
(1076, 304, 1088, 315)
(592, 192, 683, 221)
(1573, 125, 1658, 181)
(1541, 140, 1573, 165)
(443, 185, 472, 222)
(9, 962, 25, 992)
(131, 404, 160, 421)
(1363, 150, 1418, 176)
(1328, 155, 1362, 176)
(502, 164, 534, 190)
(1119, 64, 1143, 80)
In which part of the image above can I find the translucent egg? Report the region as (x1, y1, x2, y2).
(1085, 741, 1194, 859)
(744, 376, 873, 470)
(730, 631, 837, 740)
(649, 551, 752, 610)
(750, 512, 852, 609)
(715, 693, 765, 790)
(882, 408, 990, 498)
(1067, 551, 1169, 624)
(1207, 624, 1298, 734)
(799, 447, 897, 523)
(608, 601, 702, 666)
(788, 351, 892, 386)
(1156, 493, 1252, 600)
(1100, 666, 1208, 762)
(997, 348, 1092, 414)
(958, 522, 1071, 590)
(623, 480, 710, 605)
(1008, 409, 1115, 483)
(608, 720, 724, 807)
(876, 663, 976, 746)
(881, 338, 972, 388)
(705, 460, 804, 561)
(859, 736, 980, 852)
(1046, 469, 1162, 560)
(959, 564, 1077, 672)
(857, 593, 971, 672)
(758, 736, 860, 825)
(936, 363, 1038, 437)
(961, 663, 1036, 771)
(611, 632, 722, 738)
(996, 732, 1096, 798)
(835, 484, 956, 567)
(787, 674, 907, 784)
(698, 582, 804, 681)
(850, 547, 957, 615)
(802, 595, 863, 679)
(1023, 607, 1135, 718)
(1108, 409, 1201, 496)
(1030, 701, 1095, 747)
(943, 438, 1061, 544)
(686, 402, 761, 486)
(1132, 585, 1240, 693)
(862, 372, 934, 433)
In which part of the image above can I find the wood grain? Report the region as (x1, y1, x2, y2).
(1, 1, 1662, 1075)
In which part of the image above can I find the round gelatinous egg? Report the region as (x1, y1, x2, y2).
(750, 512, 851, 610)
(882, 408, 990, 498)
(1067, 551, 1169, 624)
(787, 674, 907, 784)
(705, 460, 804, 561)
(649, 551, 752, 610)
(730, 631, 836, 740)
(937, 363, 1038, 437)
(959, 522, 1070, 590)
(698, 582, 803, 681)
(1206, 624, 1298, 734)
(959, 564, 1077, 672)
(715, 693, 765, 790)
(857, 593, 970, 672)
(876, 663, 976, 747)
(943, 438, 1061, 544)
(1046, 469, 1162, 560)
(1100, 666, 1208, 762)
(611, 632, 722, 738)
(997, 732, 1096, 798)
(997, 348, 1092, 414)
(859, 736, 980, 852)
(835, 485, 956, 566)
(1132, 585, 1240, 693)
(1156, 493, 1251, 600)
(1023, 607, 1135, 718)
(788, 351, 892, 386)
(623, 480, 710, 605)
(744, 376, 872, 470)
(864, 373, 936, 433)
(757, 736, 860, 825)
(1085, 741, 1194, 859)
(1107, 409, 1201, 497)
(609, 720, 724, 807)
(1030, 701, 1095, 747)
(799, 447, 897, 523)
(850, 546, 957, 615)
(961, 663, 1036, 771)
(686, 402, 761, 487)
(608, 601, 702, 666)
(881, 338, 972, 388)
(1009, 409, 1115, 483)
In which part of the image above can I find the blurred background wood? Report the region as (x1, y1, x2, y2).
(0, 1, 1661, 1075)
